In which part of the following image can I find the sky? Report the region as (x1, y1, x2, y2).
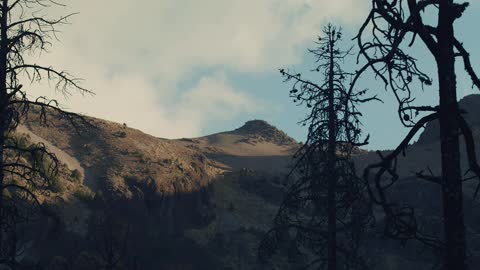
(29, 0, 480, 150)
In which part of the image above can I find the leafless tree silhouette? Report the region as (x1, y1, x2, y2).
(0, 0, 92, 267)
(89, 211, 131, 270)
(260, 24, 373, 270)
(351, 1, 480, 269)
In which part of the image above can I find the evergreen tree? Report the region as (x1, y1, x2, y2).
(261, 24, 373, 270)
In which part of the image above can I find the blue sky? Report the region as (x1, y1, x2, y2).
(33, 0, 480, 150)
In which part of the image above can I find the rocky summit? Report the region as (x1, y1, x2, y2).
(232, 119, 297, 145)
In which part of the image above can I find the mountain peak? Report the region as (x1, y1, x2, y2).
(232, 120, 297, 145)
(236, 120, 273, 132)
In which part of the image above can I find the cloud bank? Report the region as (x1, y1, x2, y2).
(30, 0, 367, 138)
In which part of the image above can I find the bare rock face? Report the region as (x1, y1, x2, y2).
(233, 120, 297, 145)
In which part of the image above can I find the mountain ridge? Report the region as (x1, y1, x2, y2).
(12, 94, 480, 269)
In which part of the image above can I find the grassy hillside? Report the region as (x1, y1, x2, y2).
(10, 95, 480, 269)
(14, 109, 299, 269)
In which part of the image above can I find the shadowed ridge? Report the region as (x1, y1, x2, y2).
(417, 94, 480, 144)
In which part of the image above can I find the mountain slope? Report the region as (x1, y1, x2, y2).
(355, 94, 480, 183)
(352, 94, 480, 268)
(15, 95, 480, 269)
(176, 120, 299, 173)
(16, 111, 298, 269)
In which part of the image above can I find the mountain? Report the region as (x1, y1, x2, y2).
(15, 112, 299, 269)
(352, 94, 480, 268)
(355, 94, 480, 181)
(11, 94, 480, 269)
(179, 120, 299, 173)
(417, 94, 480, 144)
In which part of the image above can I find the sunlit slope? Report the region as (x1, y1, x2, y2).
(175, 120, 299, 173)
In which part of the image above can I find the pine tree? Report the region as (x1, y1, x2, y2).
(261, 24, 373, 270)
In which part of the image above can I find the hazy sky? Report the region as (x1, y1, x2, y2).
(31, 0, 480, 150)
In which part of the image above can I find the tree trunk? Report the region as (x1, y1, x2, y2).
(0, 0, 9, 259)
(437, 1, 466, 269)
(326, 31, 337, 270)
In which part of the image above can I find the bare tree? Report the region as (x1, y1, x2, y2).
(0, 0, 91, 267)
(90, 211, 130, 270)
(352, 1, 480, 269)
(261, 24, 373, 270)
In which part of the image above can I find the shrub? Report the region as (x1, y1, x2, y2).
(17, 134, 31, 149)
(50, 176, 65, 193)
(73, 187, 95, 202)
(70, 169, 82, 182)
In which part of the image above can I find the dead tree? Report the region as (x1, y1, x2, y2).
(351, 1, 480, 269)
(0, 0, 92, 267)
(260, 24, 373, 270)
(92, 213, 130, 270)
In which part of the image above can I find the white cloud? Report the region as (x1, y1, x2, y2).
(180, 72, 262, 122)
(33, 67, 263, 138)
(27, 0, 367, 138)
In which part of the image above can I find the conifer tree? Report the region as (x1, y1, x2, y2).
(261, 24, 373, 270)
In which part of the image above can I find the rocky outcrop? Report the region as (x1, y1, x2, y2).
(233, 120, 297, 145)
